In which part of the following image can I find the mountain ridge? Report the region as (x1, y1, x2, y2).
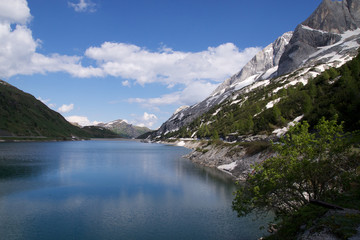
(152, 0, 360, 139)
(96, 119, 151, 138)
(0, 80, 89, 138)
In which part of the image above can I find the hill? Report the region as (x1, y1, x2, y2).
(0, 80, 89, 139)
(96, 120, 151, 138)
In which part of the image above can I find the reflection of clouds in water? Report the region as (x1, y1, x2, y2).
(0, 141, 268, 239)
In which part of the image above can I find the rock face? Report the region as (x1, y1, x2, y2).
(212, 31, 293, 97)
(153, 0, 360, 138)
(179, 140, 273, 180)
(277, 0, 360, 76)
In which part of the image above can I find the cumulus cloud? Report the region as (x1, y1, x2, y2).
(131, 112, 158, 128)
(0, 0, 31, 24)
(0, 0, 261, 112)
(85, 42, 260, 86)
(65, 115, 101, 126)
(0, 0, 101, 79)
(58, 103, 74, 113)
(68, 0, 96, 13)
(0, 0, 260, 84)
(128, 80, 218, 109)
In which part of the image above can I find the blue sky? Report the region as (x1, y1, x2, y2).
(1, 0, 322, 129)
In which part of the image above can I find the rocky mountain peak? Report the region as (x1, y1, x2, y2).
(303, 0, 360, 34)
(277, 0, 360, 76)
(211, 31, 293, 97)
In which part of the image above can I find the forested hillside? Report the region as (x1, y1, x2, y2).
(163, 51, 360, 140)
(0, 80, 90, 138)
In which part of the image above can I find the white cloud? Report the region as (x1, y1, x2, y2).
(0, 1, 102, 79)
(68, 0, 96, 13)
(58, 103, 74, 113)
(85, 42, 260, 86)
(0, 0, 31, 24)
(122, 80, 130, 87)
(0, 0, 260, 85)
(128, 80, 218, 109)
(0, 0, 261, 113)
(37, 96, 56, 108)
(131, 112, 158, 128)
(65, 115, 100, 126)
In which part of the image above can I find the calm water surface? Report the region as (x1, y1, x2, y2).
(0, 140, 268, 240)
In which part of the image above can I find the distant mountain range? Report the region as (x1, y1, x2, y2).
(96, 120, 151, 138)
(152, 0, 360, 139)
(0, 80, 151, 139)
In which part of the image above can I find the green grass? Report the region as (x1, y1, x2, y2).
(0, 80, 92, 138)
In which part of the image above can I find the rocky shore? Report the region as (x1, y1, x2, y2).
(166, 138, 274, 181)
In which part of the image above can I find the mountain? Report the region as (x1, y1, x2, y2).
(96, 120, 151, 138)
(277, 0, 360, 76)
(152, 0, 360, 139)
(0, 80, 89, 138)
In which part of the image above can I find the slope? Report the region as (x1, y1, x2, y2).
(164, 51, 360, 140)
(153, 0, 360, 139)
(0, 80, 89, 138)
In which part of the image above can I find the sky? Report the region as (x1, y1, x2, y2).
(1, 0, 322, 129)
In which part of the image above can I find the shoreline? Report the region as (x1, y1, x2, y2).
(156, 139, 270, 181)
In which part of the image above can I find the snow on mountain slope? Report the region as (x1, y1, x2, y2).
(152, 0, 360, 138)
(153, 32, 293, 137)
(211, 31, 293, 97)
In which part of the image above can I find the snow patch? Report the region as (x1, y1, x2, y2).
(248, 79, 270, 92)
(234, 74, 259, 91)
(173, 105, 189, 115)
(175, 141, 186, 147)
(218, 162, 237, 172)
(230, 99, 242, 105)
(272, 115, 304, 137)
(307, 28, 360, 62)
(266, 98, 281, 109)
(212, 108, 222, 116)
(260, 66, 278, 80)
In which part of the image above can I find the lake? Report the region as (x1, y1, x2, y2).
(0, 140, 268, 240)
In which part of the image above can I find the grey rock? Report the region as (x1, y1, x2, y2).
(277, 0, 360, 76)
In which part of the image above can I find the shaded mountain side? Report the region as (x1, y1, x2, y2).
(0, 80, 89, 138)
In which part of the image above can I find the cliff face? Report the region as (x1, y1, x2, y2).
(211, 32, 293, 97)
(277, 0, 360, 76)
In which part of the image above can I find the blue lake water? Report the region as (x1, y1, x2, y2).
(0, 140, 268, 240)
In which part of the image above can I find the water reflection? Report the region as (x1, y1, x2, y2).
(0, 141, 268, 240)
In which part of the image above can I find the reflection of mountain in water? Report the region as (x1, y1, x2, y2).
(0, 163, 44, 179)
